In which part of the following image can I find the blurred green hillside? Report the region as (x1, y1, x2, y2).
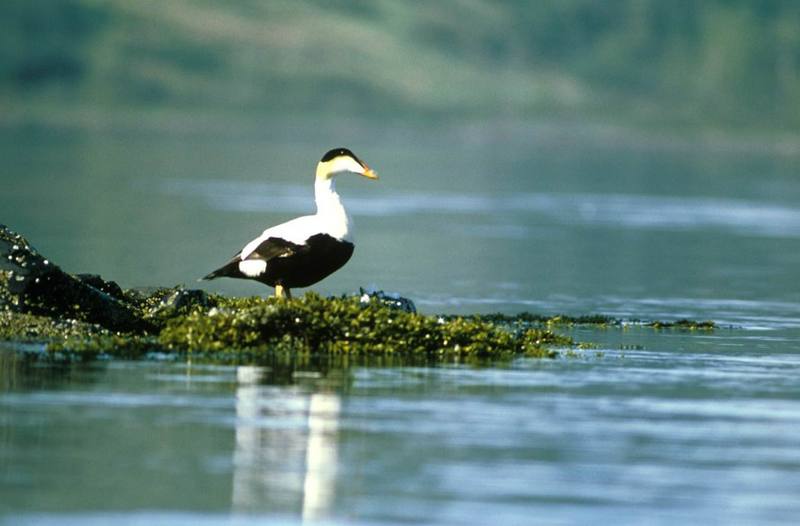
(2, 0, 800, 130)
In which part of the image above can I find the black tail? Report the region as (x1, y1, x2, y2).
(200, 270, 221, 281)
(200, 257, 241, 281)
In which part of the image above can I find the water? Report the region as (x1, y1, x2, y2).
(2, 122, 800, 524)
(2, 329, 799, 525)
(4, 123, 800, 314)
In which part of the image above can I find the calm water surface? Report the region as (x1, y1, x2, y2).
(1, 123, 800, 524)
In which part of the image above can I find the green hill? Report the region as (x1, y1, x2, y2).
(2, 0, 800, 130)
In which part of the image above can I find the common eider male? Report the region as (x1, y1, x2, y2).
(202, 148, 378, 298)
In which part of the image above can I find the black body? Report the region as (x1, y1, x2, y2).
(204, 233, 354, 289)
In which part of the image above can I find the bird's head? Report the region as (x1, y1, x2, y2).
(315, 148, 378, 181)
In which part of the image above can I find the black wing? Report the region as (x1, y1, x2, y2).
(246, 237, 306, 261)
(201, 237, 307, 280)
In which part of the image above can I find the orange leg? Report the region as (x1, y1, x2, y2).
(274, 284, 292, 299)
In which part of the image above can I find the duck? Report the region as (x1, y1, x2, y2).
(201, 148, 378, 298)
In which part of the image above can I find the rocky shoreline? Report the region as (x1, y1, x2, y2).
(1, 225, 572, 362)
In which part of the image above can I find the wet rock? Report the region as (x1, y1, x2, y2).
(1, 225, 147, 332)
(357, 287, 416, 313)
(139, 287, 211, 324)
(157, 288, 209, 311)
(0, 226, 583, 363)
(76, 274, 126, 301)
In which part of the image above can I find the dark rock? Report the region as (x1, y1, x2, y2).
(149, 287, 210, 316)
(357, 287, 416, 313)
(1, 225, 147, 332)
(76, 274, 126, 300)
(162, 288, 209, 310)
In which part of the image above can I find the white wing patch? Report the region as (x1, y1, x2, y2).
(239, 259, 267, 277)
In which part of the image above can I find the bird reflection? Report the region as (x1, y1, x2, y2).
(231, 364, 343, 520)
(301, 391, 341, 520)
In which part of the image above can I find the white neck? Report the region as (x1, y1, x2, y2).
(314, 177, 352, 240)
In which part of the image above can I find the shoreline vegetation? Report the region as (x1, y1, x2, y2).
(1, 225, 713, 364)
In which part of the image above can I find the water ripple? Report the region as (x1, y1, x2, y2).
(163, 179, 800, 238)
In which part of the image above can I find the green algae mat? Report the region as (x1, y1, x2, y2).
(1, 292, 571, 362)
(1, 224, 713, 363)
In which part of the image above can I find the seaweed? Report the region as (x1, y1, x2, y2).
(158, 293, 568, 360)
(1, 224, 716, 364)
(457, 312, 715, 330)
(642, 319, 716, 330)
(0, 293, 570, 362)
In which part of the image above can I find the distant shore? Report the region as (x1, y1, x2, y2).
(3, 104, 800, 158)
